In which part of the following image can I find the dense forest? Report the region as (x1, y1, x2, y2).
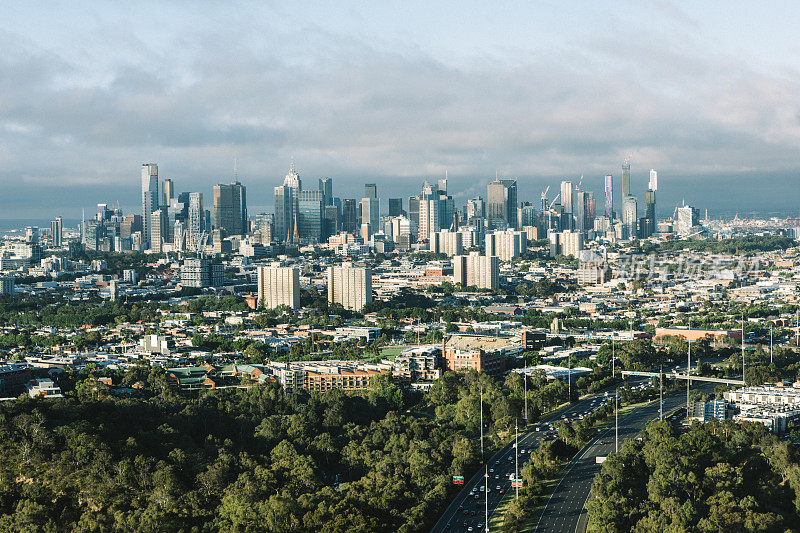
(0, 366, 585, 532)
(587, 419, 800, 531)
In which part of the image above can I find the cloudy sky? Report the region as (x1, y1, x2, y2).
(2, 1, 800, 219)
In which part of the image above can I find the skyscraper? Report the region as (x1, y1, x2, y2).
(187, 193, 205, 246)
(298, 190, 324, 242)
(622, 158, 631, 198)
(487, 179, 518, 229)
(622, 196, 638, 239)
(141, 163, 159, 249)
(645, 189, 656, 237)
(318, 177, 333, 206)
(50, 217, 62, 247)
(604, 174, 614, 219)
(649, 169, 658, 191)
(274, 162, 303, 242)
(388, 198, 403, 217)
(341, 199, 358, 234)
(213, 182, 247, 236)
(361, 184, 380, 233)
(162, 178, 174, 207)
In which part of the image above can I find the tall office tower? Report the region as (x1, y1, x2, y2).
(408, 196, 420, 233)
(274, 185, 294, 243)
(582, 191, 593, 224)
(645, 189, 656, 237)
(622, 158, 631, 198)
(622, 196, 638, 239)
(361, 195, 380, 232)
(213, 182, 247, 236)
(327, 263, 373, 311)
(162, 178, 174, 207)
(322, 205, 339, 240)
(150, 209, 167, 253)
(298, 190, 324, 242)
(389, 216, 412, 248)
(519, 203, 537, 228)
(560, 180, 574, 217)
(486, 229, 527, 261)
(364, 183, 377, 199)
(466, 197, 485, 221)
(429, 229, 464, 257)
(575, 190, 587, 233)
(141, 163, 159, 249)
(388, 198, 403, 217)
(418, 182, 443, 239)
(97, 204, 108, 221)
(649, 169, 658, 191)
(604, 174, 614, 219)
(318, 177, 333, 206)
(50, 217, 63, 247)
(486, 178, 518, 229)
(341, 199, 358, 234)
(453, 252, 499, 289)
(257, 264, 300, 309)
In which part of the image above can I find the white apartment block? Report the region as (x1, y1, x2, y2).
(257, 264, 300, 309)
(453, 252, 499, 290)
(429, 229, 463, 257)
(327, 262, 373, 311)
(485, 229, 527, 261)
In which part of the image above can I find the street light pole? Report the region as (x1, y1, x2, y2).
(686, 318, 691, 422)
(524, 354, 527, 423)
(742, 312, 745, 384)
(615, 387, 619, 453)
(515, 419, 519, 500)
(480, 385, 484, 461)
(484, 465, 488, 532)
(770, 325, 773, 365)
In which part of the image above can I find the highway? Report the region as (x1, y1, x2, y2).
(533, 382, 714, 533)
(429, 389, 619, 533)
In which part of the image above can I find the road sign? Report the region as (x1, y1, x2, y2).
(512, 481, 523, 488)
(453, 475, 464, 484)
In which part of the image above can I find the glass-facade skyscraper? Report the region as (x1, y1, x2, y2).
(141, 163, 158, 249)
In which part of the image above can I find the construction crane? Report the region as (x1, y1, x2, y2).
(541, 185, 550, 201)
(672, 201, 681, 222)
(549, 193, 560, 209)
(577, 173, 583, 190)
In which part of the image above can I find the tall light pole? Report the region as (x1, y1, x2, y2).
(484, 465, 488, 533)
(515, 419, 519, 500)
(686, 318, 691, 422)
(611, 338, 615, 378)
(741, 312, 745, 384)
(615, 387, 619, 453)
(523, 354, 527, 423)
(567, 351, 571, 404)
(480, 385, 484, 461)
(770, 324, 773, 365)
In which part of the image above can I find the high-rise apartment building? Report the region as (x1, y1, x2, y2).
(604, 174, 614, 219)
(677, 205, 700, 237)
(429, 229, 463, 257)
(649, 169, 658, 191)
(622, 158, 631, 198)
(453, 252, 499, 289)
(622, 195, 638, 239)
(257, 264, 300, 309)
(487, 179, 517, 229)
(485, 229, 527, 261)
(560, 180, 574, 220)
(181, 258, 223, 287)
(327, 263, 373, 311)
(466, 197, 485, 221)
(150, 209, 167, 253)
(141, 163, 159, 249)
(50, 217, 62, 247)
(188, 193, 205, 246)
(213, 182, 247, 236)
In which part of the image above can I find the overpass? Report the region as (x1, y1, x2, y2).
(621, 370, 744, 386)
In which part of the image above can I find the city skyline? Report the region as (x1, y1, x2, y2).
(3, 3, 800, 217)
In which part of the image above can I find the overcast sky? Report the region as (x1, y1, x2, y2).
(2, 1, 800, 219)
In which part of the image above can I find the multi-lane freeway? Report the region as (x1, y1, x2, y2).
(429, 389, 620, 533)
(533, 382, 715, 533)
